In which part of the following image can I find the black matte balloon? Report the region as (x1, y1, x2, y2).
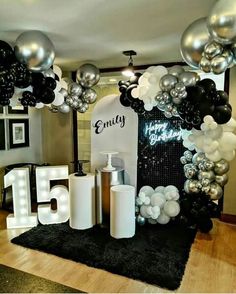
(45, 77, 57, 90)
(186, 85, 206, 103)
(212, 105, 232, 124)
(198, 100, 215, 117)
(197, 78, 216, 95)
(0, 40, 14, 65)
(216, 90, 229, 105)
(39, 87, 55, 104)
(31, 72, 46, 88)
(119, 93, 131, 107)
(198, 218, 213, 233)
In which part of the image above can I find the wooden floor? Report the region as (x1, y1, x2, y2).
(0, 211, 236, 293)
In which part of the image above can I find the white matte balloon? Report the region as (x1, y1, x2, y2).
(163, 201, 180, 217)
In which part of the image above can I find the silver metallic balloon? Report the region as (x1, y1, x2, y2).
(207, 0, 236, 44)
(203, 159, 215, 171)
(168, 65, 185, 77)
(76, 63, 100, 88)
(211, 55, 229, 74)
(200, 56, 211, 73)
(159, 74, 178, 92)
(82, 88, 97, 104)
(222, 49, 234, 67)
(185, 168, 197, 179)
(192, 152, 206, 165)
(14, 30, 55, 72)
(180, 156, 188, 165)
(201, 178, 211, 187)
(184, 179, 201, 194)
(136, 214, 146, 226)
(204, 41, 223, 59)
(164, 111, 172, 118)
(172, 97, 182, 105)
(170, 89, 178, 98)
(215, 174, 228, 186)
(49, 105, 58, 113)
(198, 170, 215, 182)
(175, 82, 186, 93)
(207, 182, 223, 200)
(164, 103, 173, 112)
(58, 103, 70, 114)
(77, 103, 89, 113)
(180, 17, 210, 68)
(171, 107, 179, 117)
(214, 159, 230, 175)
(184, 150, 193, 162)
(68, 82, 83, 96)
(178, 72, 200, 87)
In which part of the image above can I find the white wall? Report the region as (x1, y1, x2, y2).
(0, 108, 43, 167)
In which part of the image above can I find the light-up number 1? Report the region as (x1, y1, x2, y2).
(4, 168, 38, 228)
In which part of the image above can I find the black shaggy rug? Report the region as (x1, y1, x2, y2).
(11, 222, 196, 290)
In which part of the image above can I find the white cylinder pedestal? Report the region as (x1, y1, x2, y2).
(69, 173, 95, 230)
(110, 185, 135, 239)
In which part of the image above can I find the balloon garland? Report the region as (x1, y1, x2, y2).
(119, 64, 236, 233)
(0, 31, 100, 113)
(180, 0, 236, 74)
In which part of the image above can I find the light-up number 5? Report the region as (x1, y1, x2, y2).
(36, 166, 69, 224)
(4, 168, 38, 228)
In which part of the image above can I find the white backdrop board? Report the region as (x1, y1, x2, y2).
(91, 94, 138, 187)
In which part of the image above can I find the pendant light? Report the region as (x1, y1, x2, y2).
(122, 50, 137, 77)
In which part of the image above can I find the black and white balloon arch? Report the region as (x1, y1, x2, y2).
(119, 64, 236, 233)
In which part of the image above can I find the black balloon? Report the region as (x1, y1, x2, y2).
(39, 87, 55, 104)
(212, 105, 232, 124)
(186, 85, 205, 103)
(45, 77, 57, 90)
(0, 40, 14, 65)
(197, 78, 216, 95)
(120, 93, 131, 107)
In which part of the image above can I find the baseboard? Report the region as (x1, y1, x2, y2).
(220, 213, 236, 224)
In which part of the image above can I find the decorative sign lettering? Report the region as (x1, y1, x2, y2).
(93, 114, 126, 134)
(144, 120, 182, 146)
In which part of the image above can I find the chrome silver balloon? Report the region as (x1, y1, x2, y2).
(170, 88, 178, 98)
(172, 97, 182, 105)
(43, 68, 55, 78)
(183, 150, 193, 162)
(214, 159, 230, 175)
(204, 41, 223, 59)
(215, 174, 228, 186)
(198, 170, 215, 182)
(82, 88, 97, 104)
(159, 74, 178, 92)
(168, 65, 185, 77)
(207, 182, 223, 200)
(192, 152, 206, 165)
(76, 63, 100, 88)
(211, 55, 229, 74)
(200, 56, 211, 73)
(180, 17, 210, 68)
(207, 0, 236, 44)
(68, 82, 83, 96)
(15, 30, 55, 72)
(184, 179, 201, 194)
(178, 72, 200, 87)
(136, 214, 146, 226)
(58, 103, 70, 113)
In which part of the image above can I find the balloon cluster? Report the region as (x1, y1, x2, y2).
(65, 64, 100, 113)
(156, 66, 200, 118)
(182, 151, 229, 200)
(118, 72, 145, 115)
(181, 0, 236, 74)
(178, 79, 232, 130)
(136, 185, 180, 226)
(183, 116, 236, 162)
(179, 192, 220, 233)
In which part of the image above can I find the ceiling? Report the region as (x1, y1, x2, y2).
(0, 0, 216, 71)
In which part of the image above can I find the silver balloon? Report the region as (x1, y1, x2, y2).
(215, 174, 228, 186)
(198, 170, 215, 182)
(170, 89, 178, 98)
(192, 152, 206, 165)
(184, 179, 201, 194)
(59, 88, 68, 98)
(211, 55, 229, 74)
(222, 49, 234, 67)
(43, 68, 55, 78)
(136, 214, 146, 226)
(180, 17, 210, 68)
(185, 168, 197, 179)
(164, 111, 172, 118)
(180, 156, 188, 165)
(201, 178, 211, 187)
(65, 96, 73, 106)
(76, 63, 100, 88)
(207, 182, 223, 200)
(214, 159, 230, 175)
(178, 72, 200, 87)
(49, 105, 58, 113)
(58, 103, 70, 114)
(175, 82, 186, 93)
(204, 41, 223, 59)
(168, 65, 185, 77)
(200, 56, 211, 73)
(82, 88, 97, 104)
(184, 151, 193, 162)
(77, 103, 89, 113)
(207, 0, 236, 44)
(171, 107, 179, 117)
(68, 82, 83, 96)
(172, 97, 182, 105)
(14, 30, 55, 72)
(159, 74, 178, 92)
(164, 103, 173, 112)
(203, 159, 215, 171)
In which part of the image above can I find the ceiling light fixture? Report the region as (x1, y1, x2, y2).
(122, 50, 137, 77)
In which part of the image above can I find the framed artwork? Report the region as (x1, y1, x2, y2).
(8, 105, 28, 114)
(8, 119, 29, 149)
(0, 119, 6, 150)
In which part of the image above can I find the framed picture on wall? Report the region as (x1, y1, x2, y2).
(7, 105, 28, 114)
(8, 119, 29, 149)
(0, 119, 6, 150)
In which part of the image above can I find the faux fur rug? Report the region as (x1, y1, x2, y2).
(11, 222, 196, 290)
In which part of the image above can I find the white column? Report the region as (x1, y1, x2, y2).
(69, 173, 95, 230)
(110, 185, 135, 239)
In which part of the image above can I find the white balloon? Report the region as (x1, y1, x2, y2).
(60, 80, 68, 90)
(53, 65, 62, 79)
(35, 102, 44, 109)
(139, 186, 154, 197)
(140, 205, 150, 218)
(144, 196, 151, 205)
(131, 88, 139, 98)
(52, 93, 64, 106)
(144, 103, 153, 111)
(156, 211, 170, 224)
(164, 185, 178, 193)
(150, 193, 166, 208)
(163, 201, 180, 217)
(155, 186, 165, 193)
